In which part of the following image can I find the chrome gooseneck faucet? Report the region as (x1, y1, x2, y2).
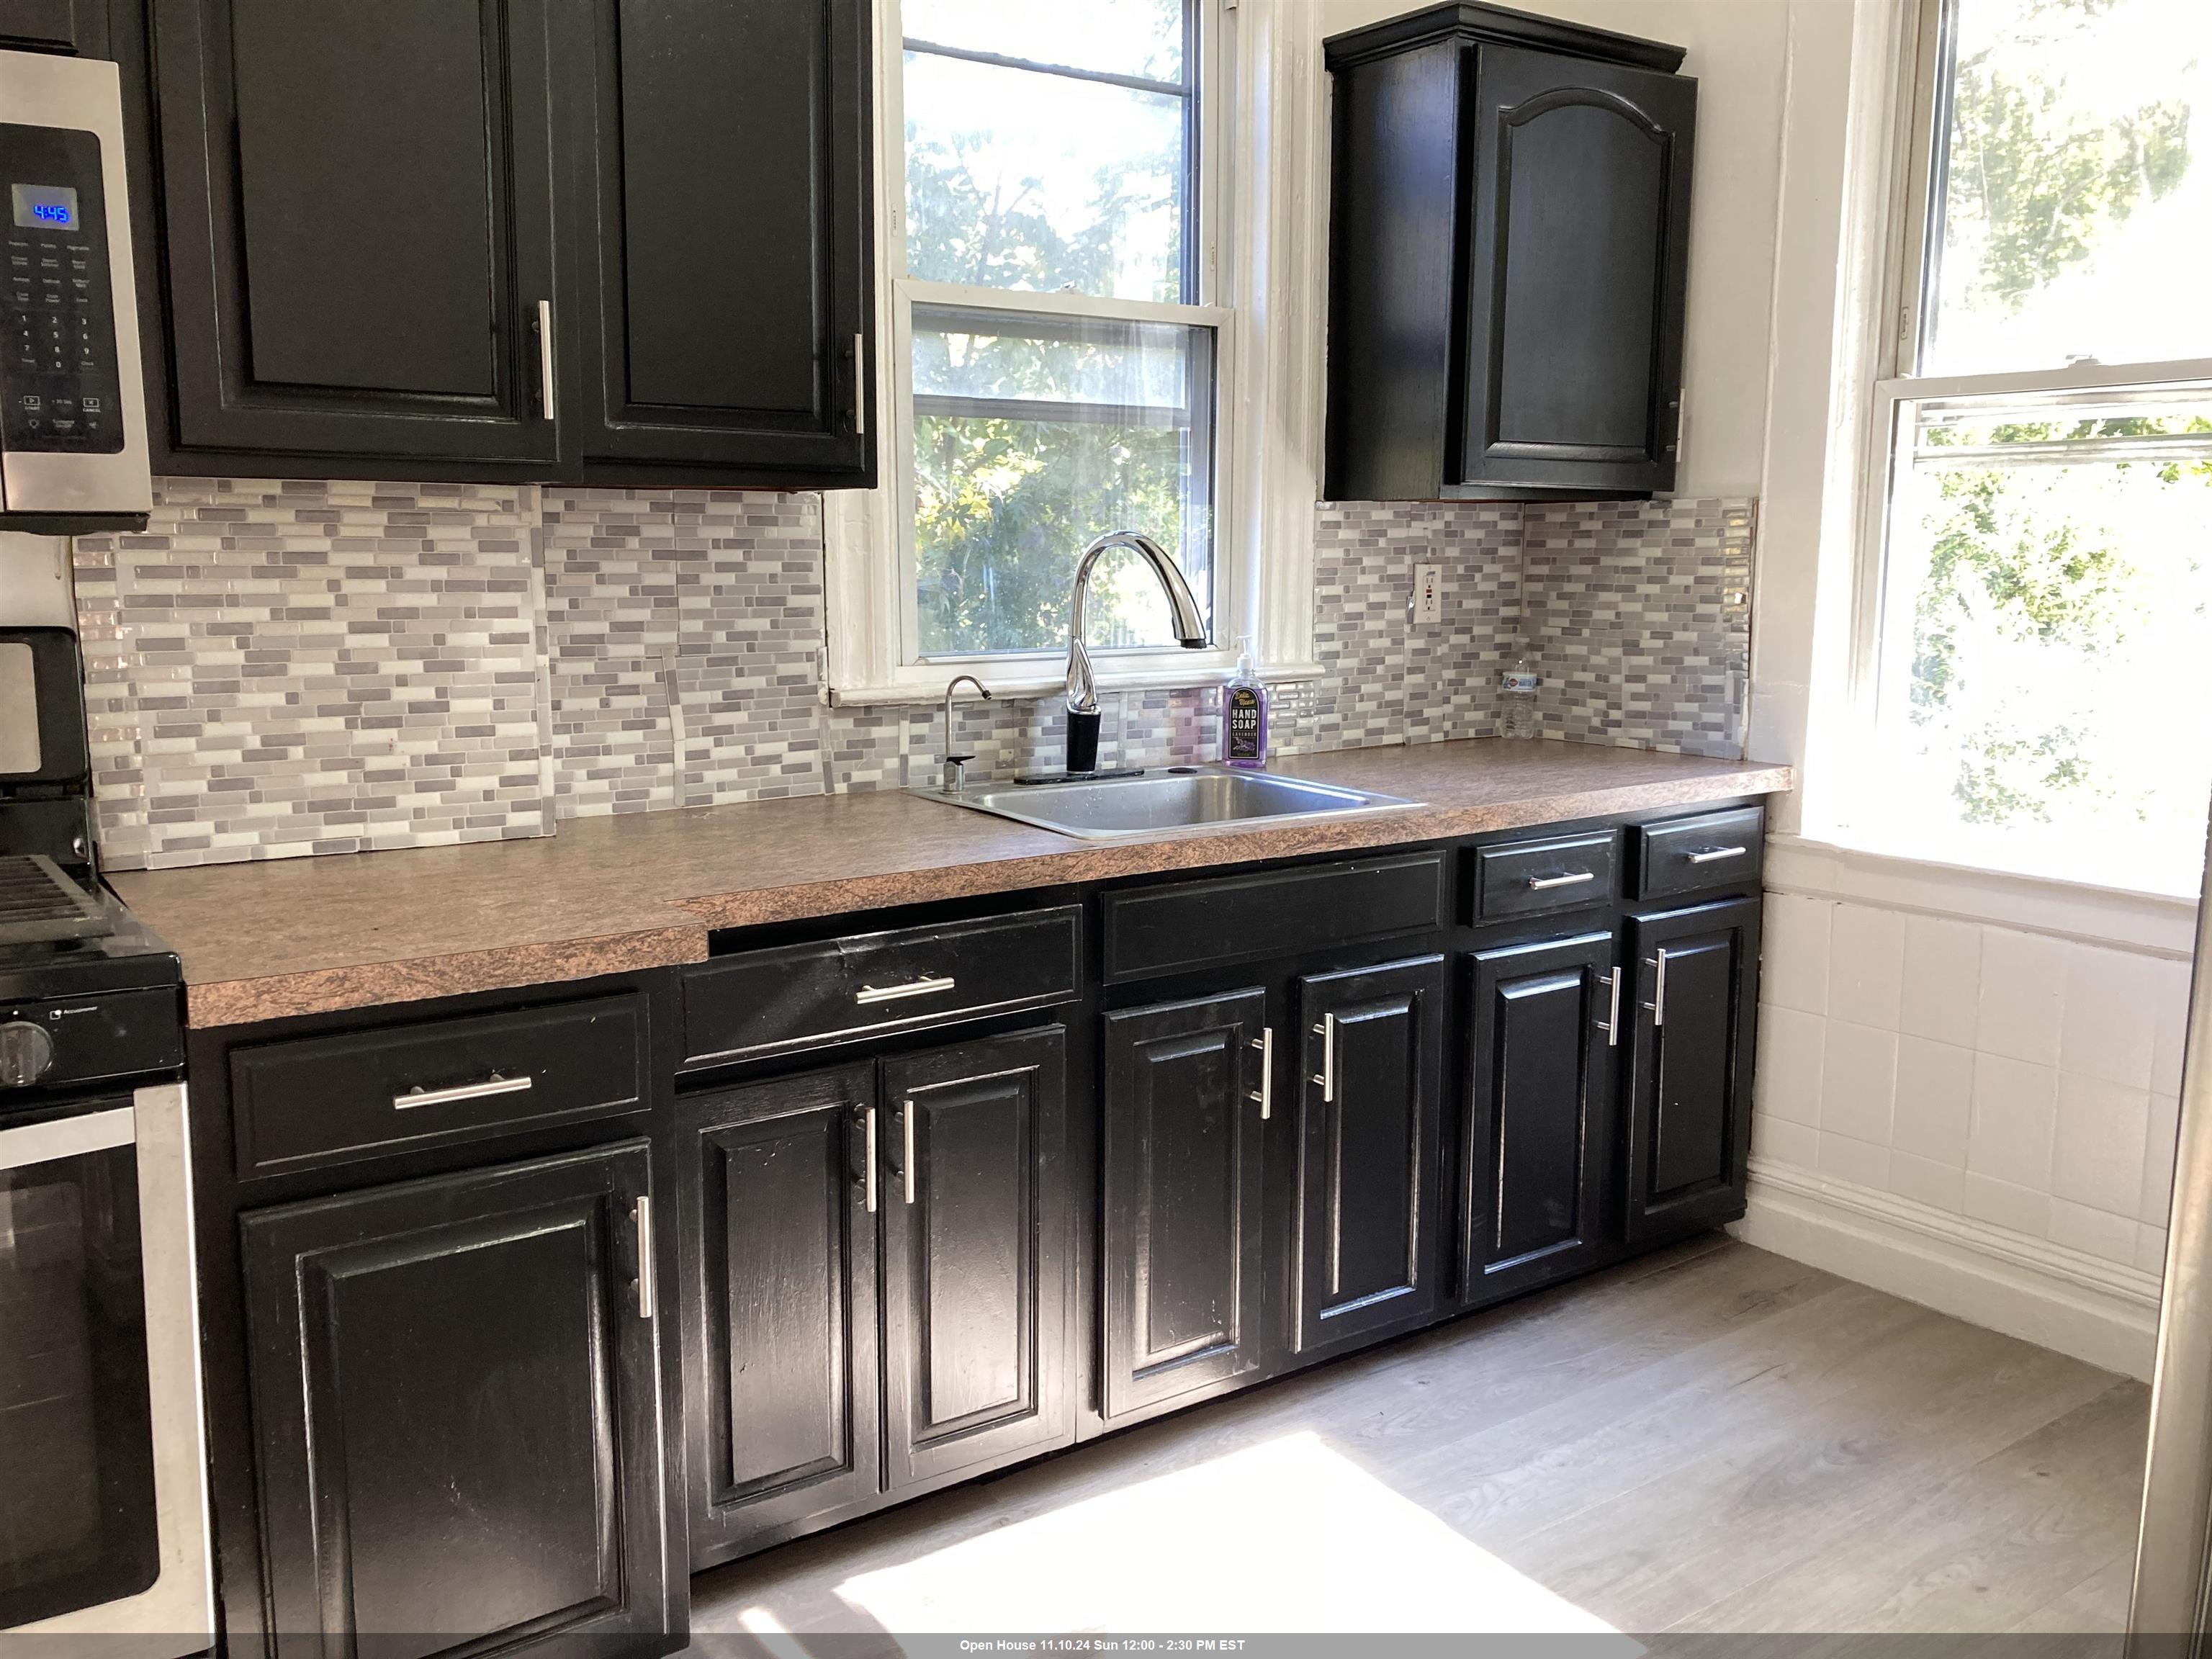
(1064, 531, 1210, 774)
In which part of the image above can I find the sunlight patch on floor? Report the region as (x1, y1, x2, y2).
(829, 1430, 1639, 1637)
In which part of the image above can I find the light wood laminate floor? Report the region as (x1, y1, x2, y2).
(690, 1238, 2148, 1645)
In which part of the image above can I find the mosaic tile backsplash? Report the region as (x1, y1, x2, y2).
(70, 480, 1755, 869)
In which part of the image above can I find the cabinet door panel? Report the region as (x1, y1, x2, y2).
(677, 1066, 878, 1567)
(1457, 44, 1694, 494)
(1101, 989, 1270, 1419)
(1624, 896, 1761, 1241)
(881, 1027, 1071, 1486)
(152, 0, 561, 464)
(1462, 931, 1616, 1303)
(1292, 956, 1446, 1357)
(239, 1141, 670, 1655)
(574, 0, 872, 483)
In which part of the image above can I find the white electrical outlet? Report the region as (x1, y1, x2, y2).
(1413, 563, 1443, 624)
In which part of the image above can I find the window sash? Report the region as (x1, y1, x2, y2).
(1838, 0, 2212, 883)
(885, 0, 1228, 673)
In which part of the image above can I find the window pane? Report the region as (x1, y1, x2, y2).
(912, 305, 1214, 659)
(904, 0, 1186, 84)
(1864, 388, 2212, 892)
(904, 50, 1187, 302)
(1920, 0, 2212, 376)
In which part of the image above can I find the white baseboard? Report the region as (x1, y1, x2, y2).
(1732, 1157, 2164, 1380)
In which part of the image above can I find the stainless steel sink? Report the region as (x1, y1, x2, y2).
(922, 767, 1423, 841)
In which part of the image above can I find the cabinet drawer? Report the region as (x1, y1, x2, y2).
(1101, 851, 1447, 984)
(682, 905, 1082, 1068)
(1470, 830, 1619, 923)
(1637, 807, 1764, 900)
(230, 994, 647, 1182)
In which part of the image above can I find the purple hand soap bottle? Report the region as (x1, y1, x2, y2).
(1220, 638, 1269, 768)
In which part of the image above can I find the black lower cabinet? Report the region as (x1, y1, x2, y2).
(238, 1139, 675, 1655)
(1623, 896, 1762, 1241)
(1099, 989, 1271, 1420)
(678, 1025, 1071, 1566)
(1460, 930, 1619, 1303)
(1290, 956, 1447, 1357)
(675, 1064, 879, 1565)
(881, 1028, 1072, 1487)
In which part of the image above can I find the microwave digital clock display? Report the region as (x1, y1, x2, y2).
(9, 183, 78, 232)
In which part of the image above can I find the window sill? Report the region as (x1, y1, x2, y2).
(1765, 832, 2199, 957)
(825, 657, 1327, 709)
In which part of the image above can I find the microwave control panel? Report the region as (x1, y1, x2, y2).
(0, 122, 121, 457)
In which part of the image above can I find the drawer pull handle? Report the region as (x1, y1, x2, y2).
(1249, 1027, 1274, 1120)
(1686, 846, 1748, 865)
(1527, 871, 1596, 891)
(393, 1073, 534, 1111)
(633, 1195, 656, 1322)
(856, 975, 956, 1006)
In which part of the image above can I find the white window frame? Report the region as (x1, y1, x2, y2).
(822, 0, 1327, 706)
(1834, 0, 2212, 850)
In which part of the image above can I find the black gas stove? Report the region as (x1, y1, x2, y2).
(0, 545, 181, 1101)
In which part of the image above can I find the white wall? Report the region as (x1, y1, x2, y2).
(1316, 0, 1790, 496)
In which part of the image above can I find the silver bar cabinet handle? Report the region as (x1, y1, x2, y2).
(904, 1101, 917, 1205)
(536, 299, 556, 421)
(1686, 846, 1748, 865)
(856, 975, 956, 1007)
(1653, 950, 1671, 1028)
(853, 331, 867, 436)
(393, 1073, 533, 1112)
(864, 1106, 878, 1214)
(1527, 870, 1596, 891)
(1311, 1015, 1337, 1102)
(1249, 1028, 1273, 1120)
(1604, 967, 1622, 1047)
(633, 1195, 656, 1321)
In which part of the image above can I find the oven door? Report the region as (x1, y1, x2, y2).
(0, 626, 88, 787)
(1, 1084, 211, 1647)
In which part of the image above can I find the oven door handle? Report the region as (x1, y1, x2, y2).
(0, 1100, 135, 1167)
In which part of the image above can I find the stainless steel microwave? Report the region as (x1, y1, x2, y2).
(0, 48, 150, 532)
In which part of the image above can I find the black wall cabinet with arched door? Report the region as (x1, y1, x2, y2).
(1323, 3, 1696, 502)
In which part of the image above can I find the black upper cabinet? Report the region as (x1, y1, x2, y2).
(1291, 954, 1446, 1357)
(1324, 4, 1696, 501)
(1100, 989, 1272, 1419)
(129, 0, 874, 487)
(1460, 929, 1617, 1303)
(1623, 895, 1760, 1241)
(148, 0, 564, 469)
(0, 0, 105, 55)
(238, 1141, 675, 1657)
(571, 0, 872, 485)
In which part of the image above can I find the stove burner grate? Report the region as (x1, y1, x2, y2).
(0, 853, 111, 945)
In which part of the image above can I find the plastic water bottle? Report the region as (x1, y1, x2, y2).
(1501, 660, 1540, 740)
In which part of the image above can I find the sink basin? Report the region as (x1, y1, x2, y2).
(922, 767, 1423, 841)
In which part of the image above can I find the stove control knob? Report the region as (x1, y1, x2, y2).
(0, 1020, 56, 1087)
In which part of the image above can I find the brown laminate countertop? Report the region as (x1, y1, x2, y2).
(109, 738, 1793, 1029)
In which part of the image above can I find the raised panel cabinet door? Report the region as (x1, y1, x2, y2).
(880, 1026, 1071, 1488)
(0, 0, 104, 55)
(1292, 956, 1447, 1357)
(150, 0, 562, 465)
(1100, 989, 1272, 1420)
(675, 1064, 880, 1568)
(570, 0, 873, 485)
(238, 1141, 674, 1659)
(1457, 44, 1695, 495)
(1624, 896, 1761, 1242)
(1461, 930, 1618, 1305)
